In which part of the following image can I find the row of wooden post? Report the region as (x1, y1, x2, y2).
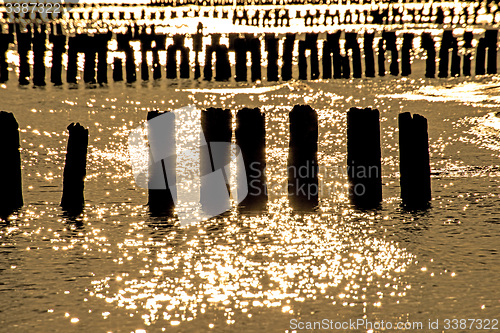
(0, 24, 498, 85)
(0, 106, 433, 218)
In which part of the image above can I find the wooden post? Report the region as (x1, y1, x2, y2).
(49, 24, 65, 86)
(113, 58, 123, 82)
(364, 32, 375, 78)
(347, 107, 382, 208)
(61, 123, 89, 214)
(421, 33, 436, 78)
(399, 112, 431, 209)
(265, 33, 279, 81)
(147, 111, 176, 216)
(281, 33, 295, 81)
(0, 112, 23, 217)
(463, 31, 473, 77)
(401, 33, 414, 76)
(200, 108, 232, 215)
(288, 105, 318, 211)
(235, 108, 267, 212)
(16, 24, 31, 86)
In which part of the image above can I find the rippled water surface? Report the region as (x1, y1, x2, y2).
(1, 76, 500, 332)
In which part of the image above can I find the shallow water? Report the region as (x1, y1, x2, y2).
(0, 74, 499, 332)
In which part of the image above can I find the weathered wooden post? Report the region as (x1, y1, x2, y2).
(113, 58, 123, 82)
(32, 25, 47, 86)
(235, 108, 267, 212)
(265, 34, 279, 81)
(463, 31, 473, 77)
(147, 111, 176, 216)
(97, 32, 111, 85)
(49, 24, 66, 86)
(476, 29, 498, 75)
(399, 112, 431, 209)
(204, 34, 231, 81)
(0, 112, 23, 217)
(401, 33, 414, 76)
(322, 31, 343, 79)
(16, 24, 31, 85)
(439, 30, 460, 78)
(288, 105, 318, 211)
(378, 31, 399, 76)
(347, 107, 382, 208)
(364, 32, 375, 77)
(345, 32, 362, 78)
(61, 123, 89, 214)
(298, 33, 319, 80)
(421, 33, 436, 78)
(200, 108, 232, 215)
(0, 25, 14, 83)
(83, 36, 97, 84)
(281, 33, 295, 81)
(66, 35, 79, 84)
(166, 35, 190, 79)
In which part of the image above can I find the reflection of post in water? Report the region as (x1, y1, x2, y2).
(0, 112, 23, 218)
(200, 108, 232, 216)
(147, 111, 176, 216)
(288, 105, 318, 211)
(61, 123, 89, 215)
(347, 107, 382, 209)
(236, 108, 267, 213)
(399, 112, 431, 210)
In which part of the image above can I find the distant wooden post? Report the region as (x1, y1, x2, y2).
(49, 24, 66, 86)
(0, 25, 14, 83)
(288, 105, 318, 211)
(421, 33, 436, 78)
(476, 29, 498, 75)
(265, 34, 279, 81)
(61, 123, 89, 214)
(113, 58, 123, 82)
(364, 32, 375, 78)
(401, 33, 414, 76)
(347, 107, 382, 208)
(281, 33, 295, 81)
(399, 112, 431, 209)
(463, 31, 473, 77)
(16, 24, 31, 85)
(0, 112, 23, 217)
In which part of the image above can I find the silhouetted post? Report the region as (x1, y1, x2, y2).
(421, 33, 436, 78)
(193, 23, 203, 80)
(33, 25, 47, 86)
(347, 107, 382, 208)
(113, 58, 123, 82)
(476, 29, 498, 75)
(83, 36, 97, 84)
(16, 24, 31, 85)
(265, 33, 279, 81)
(249, 36, 261, 82)
(66, 36, 79, 84)
(463, 31, 473, 76)
(288, 105, 318, 211)
(61, 123, 89, 214)
(147, 111, 176, 216)
(345, 32, 362, 78)
(364, 32, 375, 77)
(281, 33, 295, 81)
(236, 108, 267, 212)
(401, 33, 414, 76)
(204, 34, 231, 81)
(96, 32, 111, 85)
(0, 25, 14, 83)
(322, 31, 343, 79)
(439, 30, 460, 78)
(234, 37, 247, 82)
(200, 108, 232, 215)
(0, 112, 23, 217)
(49, 24, 65, 86)
(117, 28, 136, 83)
(399, 112, 431, 209)
(140, 28, 151, 81)
(167, 35, 190, 79)
(298, 33, 319, 80)
(378, 31, 399, 76)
